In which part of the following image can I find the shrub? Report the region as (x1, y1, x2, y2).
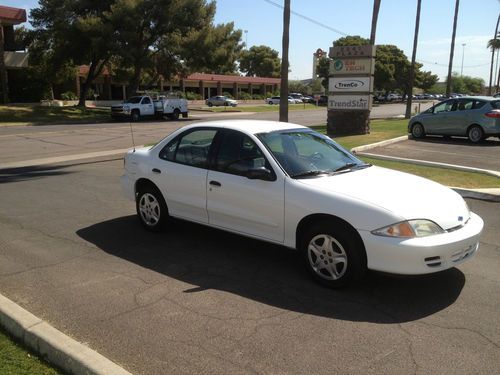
(61, 91, 78, 100)
(238, 92, 252, 100)
(222, 91, 234, 99)
(185, 91, 202, 100)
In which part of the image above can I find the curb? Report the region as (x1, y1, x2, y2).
(351, 135, 408, 153)
(451, 187, 500, 202)
(0, 293, 132, 375)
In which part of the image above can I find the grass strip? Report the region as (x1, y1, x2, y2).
(0, 105, 110, 126)
(0, 328, 61, 375)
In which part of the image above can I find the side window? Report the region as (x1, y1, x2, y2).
(434, 100, 455, 113)
(215, 131, 268, 176)
(474, 100, 487, 109)
(457, 99, 474, 110)
(159, 129, 217, 168)
(142, 97, 151, 104)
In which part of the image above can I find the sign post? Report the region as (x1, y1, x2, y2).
(327, 45, 376, 137)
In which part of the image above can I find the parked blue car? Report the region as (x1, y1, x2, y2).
(408, 96, 500, 143)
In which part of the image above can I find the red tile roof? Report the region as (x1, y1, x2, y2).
(0, 5, 27, 24)
(186, 73, 280, 84)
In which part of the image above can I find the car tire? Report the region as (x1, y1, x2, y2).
(300, 221, 366, 288)
(268, 101, 273, 105)
(411, 123, 425, 139)
(131, 110, 140, 122)
(136, 184, 169, 232)
(467, 125, 484, 143)
(172, 109, 180, 120)
(207, 102, 213, 107)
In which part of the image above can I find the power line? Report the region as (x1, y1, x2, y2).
(417, 59, 490, 68)
(263, 0, 349, 36)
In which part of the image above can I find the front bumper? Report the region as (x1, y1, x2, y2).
(359, 212, 484, 275)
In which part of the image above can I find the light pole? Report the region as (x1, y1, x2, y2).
(244, 30, 248, 49)
(461, 43, 466, 76)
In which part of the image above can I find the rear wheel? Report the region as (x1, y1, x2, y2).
(411, 122, 425, 139)
(468, 125, 484, 143)
(136, 185, 168, 232)
(172, 108, 180, 120)
(301, 222, 366, 288)
(207, 102, 213, 107)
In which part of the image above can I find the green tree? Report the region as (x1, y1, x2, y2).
(239, 45, 281, 77)
(31, 0, 116, 106)
(288, 80, 307, 93)
(333, 35, 370, 46)
(315, 56, 330, 90)
(447, 73, 484, 94)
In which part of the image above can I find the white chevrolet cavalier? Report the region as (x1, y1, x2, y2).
(121, 120, 483, 287)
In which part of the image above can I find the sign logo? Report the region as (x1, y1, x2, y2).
(333, 59, 344, 71)
(334, 79, 365, 90)
(328, 95, 372, 110)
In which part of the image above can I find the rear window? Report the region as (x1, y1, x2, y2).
(490, 101, 500, 109)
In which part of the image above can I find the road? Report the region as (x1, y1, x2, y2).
(0, 157, 499, 374)
(0, 103, 431, 165)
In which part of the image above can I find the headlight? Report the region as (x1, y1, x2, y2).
(123, 106, 130, 113)
(372, 219, 444, 238)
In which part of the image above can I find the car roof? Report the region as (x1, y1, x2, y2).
(181, 120, 307, 135)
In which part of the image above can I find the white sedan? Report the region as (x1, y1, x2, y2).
(121, 120, 483, 287)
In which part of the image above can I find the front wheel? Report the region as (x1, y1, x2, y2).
(172, 109, 180, 120)
(468, 125, 484, 143)
(136, 185, 168, 232)
(301, 222, 366, 288)
(411, 123, 425, 139)
(131, 110, 140, 122)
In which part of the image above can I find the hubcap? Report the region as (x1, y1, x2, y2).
(307, 234, 348, 280)
(413, 124, 423, 137)
(139, 193, 160, 226)
(470, 128, 481, 142)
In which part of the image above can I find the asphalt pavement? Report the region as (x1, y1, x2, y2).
(0, 158, 499, 374)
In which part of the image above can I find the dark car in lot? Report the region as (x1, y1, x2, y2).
(408, 96, 500, 143)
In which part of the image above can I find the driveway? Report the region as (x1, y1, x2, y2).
(367, 136, 500, 172)
(0, 158, 499, 374)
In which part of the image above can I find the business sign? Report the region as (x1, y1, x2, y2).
(329, 77, 372, 93)
(328, 95, 372, 110)
(329, 58, 375, 75)
(329, 45, 375, 58)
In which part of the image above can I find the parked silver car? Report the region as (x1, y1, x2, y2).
(408, 96, 500, 143)
(206, 96, 238, 107)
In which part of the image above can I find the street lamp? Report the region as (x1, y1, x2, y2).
(461, 43, 466, 76)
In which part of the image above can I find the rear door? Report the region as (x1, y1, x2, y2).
(206, 130, 285, 242)
(154, 128, 218, 223)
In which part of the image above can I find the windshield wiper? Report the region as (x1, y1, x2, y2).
(291, 170, 331, 178)
(333, 163, 371, 173)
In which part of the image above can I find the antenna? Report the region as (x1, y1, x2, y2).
(129, 120, 136, 152)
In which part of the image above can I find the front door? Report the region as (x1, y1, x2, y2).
(141, 97, 155, 116)
(207, 130, 285, 243)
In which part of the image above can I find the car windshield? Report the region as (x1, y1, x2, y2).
(257, 129, 369, 178)
(124, 97, 142, 104)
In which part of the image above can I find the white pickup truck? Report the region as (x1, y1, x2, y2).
(111, 95, 188, 121)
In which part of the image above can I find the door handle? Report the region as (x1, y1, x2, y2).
(152, 168, 161, 174)
(209, 180, 221, 187)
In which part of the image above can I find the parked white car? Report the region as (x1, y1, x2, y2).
(121, 120, 483, 287)
(266, 96, 294, 105)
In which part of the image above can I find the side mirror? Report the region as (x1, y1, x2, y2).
(246, 167, 275, 181)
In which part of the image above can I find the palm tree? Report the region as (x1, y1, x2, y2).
(405, 0, 422, 119)
(279, 0, 291, 122)
(488, 14, 500, 95)
(446, 0, 460, 97)
(370, 0, 382, 45)
(487, 35, 500, 93)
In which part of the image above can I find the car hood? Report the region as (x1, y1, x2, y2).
(296, 166, 469, 230)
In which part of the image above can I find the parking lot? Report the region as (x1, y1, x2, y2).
(368, 136, 500, 172)
(0, 156, 499, 374)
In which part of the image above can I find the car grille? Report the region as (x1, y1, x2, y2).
(111, 106, 123, 113)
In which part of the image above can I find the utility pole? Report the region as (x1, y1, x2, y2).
(446, 0, 460, 97)
(279, 0, 290, 122)
(405, 0, 422, 119)
(488, 14, 500, 95)
(460, 43, 466, 76)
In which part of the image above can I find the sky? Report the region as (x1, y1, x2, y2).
(6, 0, 500, 84)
